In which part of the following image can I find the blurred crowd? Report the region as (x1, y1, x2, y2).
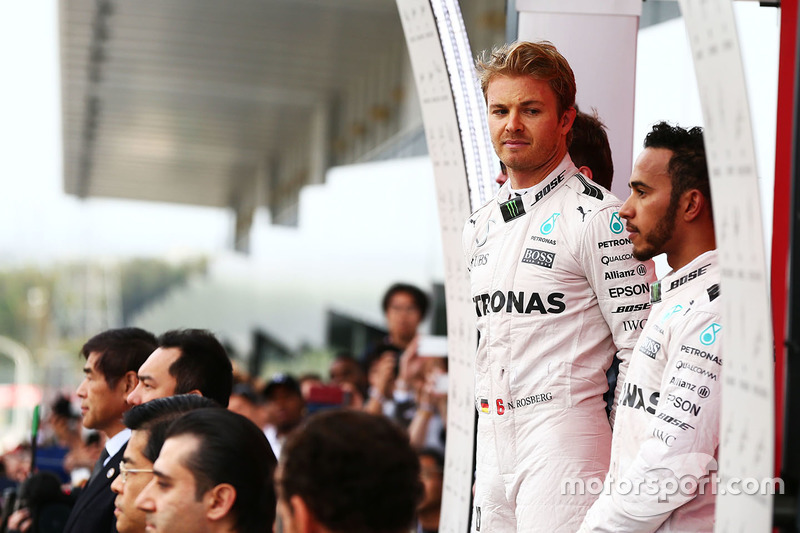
(0, 281, 444, 533)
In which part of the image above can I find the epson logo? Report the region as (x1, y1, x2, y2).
(521, 248, 555, 269)
(473, 291, 566, 317)
(598, 238, 632, 249)
(609, 283, 650, 299)
(667, 393, 702, 416)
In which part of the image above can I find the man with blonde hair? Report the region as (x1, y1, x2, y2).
(463, 41, 654, 531)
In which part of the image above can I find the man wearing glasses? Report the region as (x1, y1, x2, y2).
(134, 408, 277, 533)
(111, 395, 218, 533)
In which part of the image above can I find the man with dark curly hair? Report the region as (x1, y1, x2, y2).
(579, 122, 720, 531)
(275, 410, 422, 533)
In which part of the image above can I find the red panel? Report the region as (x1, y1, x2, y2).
(772, 0, 797, 476)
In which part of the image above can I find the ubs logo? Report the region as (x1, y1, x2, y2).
(471, 254, 489, 268)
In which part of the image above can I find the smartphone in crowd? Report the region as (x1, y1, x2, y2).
(417, 335, 448, 358)
(306, 384, 351, 414)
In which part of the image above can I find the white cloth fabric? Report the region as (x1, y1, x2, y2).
(463, 155, 656, 532)
(579, 250, 722, 532)
(104, 428, 130, 466)
(263, 425, 282, 459)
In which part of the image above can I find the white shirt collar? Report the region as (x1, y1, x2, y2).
(104, 428, 131, 465)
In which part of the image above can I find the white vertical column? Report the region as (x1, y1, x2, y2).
(396, 0, 497, 530)
(515, 0, 641, 199)
(677, 1, 775, 531)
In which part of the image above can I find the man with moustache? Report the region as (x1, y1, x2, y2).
(579, 123, 721, 531)
(110, 395, 220, 533)
(463, 41, 654, 531)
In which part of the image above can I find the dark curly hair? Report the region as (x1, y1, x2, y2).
(279, 410, 423, 533)
(643, 122, 711, 215)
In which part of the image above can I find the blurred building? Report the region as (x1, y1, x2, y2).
(59, 0, 507, 248)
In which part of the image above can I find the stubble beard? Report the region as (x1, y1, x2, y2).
(632, 198, 679, 262)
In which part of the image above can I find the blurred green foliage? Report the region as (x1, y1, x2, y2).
(120, 257, 207, 324)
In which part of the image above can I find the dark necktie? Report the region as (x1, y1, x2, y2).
(88, 448, 110, 485)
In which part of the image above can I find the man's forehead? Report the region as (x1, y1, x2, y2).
(128, 430, 150, 456)
(487, 75, 554, 99)
(632, 148, 673, 180)
(156, 434, 199, 473)
(140, 347, 182, 375)
(85, 351, 103, 372)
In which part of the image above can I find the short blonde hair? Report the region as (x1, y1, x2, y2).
(477, 41, 576, 117)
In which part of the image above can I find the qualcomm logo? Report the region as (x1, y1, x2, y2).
(540, 213, 560, 235)
(700, 323, 722, 346)
(610, 212, 624, 234)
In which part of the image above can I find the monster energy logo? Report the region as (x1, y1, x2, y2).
(501, 197, 526, 222)
(651, 281, 662, 303)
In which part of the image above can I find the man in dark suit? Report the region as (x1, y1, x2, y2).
(62, 328, 158, 533)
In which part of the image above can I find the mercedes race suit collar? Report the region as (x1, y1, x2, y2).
(650, 249, 719, 304)
(496, 156, 597, 223)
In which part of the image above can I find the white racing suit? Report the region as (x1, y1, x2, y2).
(463, 155, 655, 532)
(579, 250, 722, 532)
